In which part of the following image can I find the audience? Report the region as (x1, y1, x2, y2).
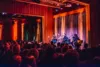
(0, 40, 100, 67)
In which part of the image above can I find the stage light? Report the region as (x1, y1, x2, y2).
(66, 3, 72, 7)
(12, 14, 17, 16)
(2, 12, 7, 15)
(55, 9, 59, 12)
(60, 7, 63, 10)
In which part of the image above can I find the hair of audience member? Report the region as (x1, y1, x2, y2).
(56, 48, 61, 53)
(4, 42, 11, 51)
(30, 48, 39, 59)
(57, 42, 61, 47)
(25, 55, 37, 67)
(84, 43, 88, 49)
(93, 56, 100, 64)
(45, 45, 55, 56)
(13, 55, 22, 64)
(75, 43, 81, 50)
(64, 49, 79, 64)
(12, 44, 21, 55)
(22, 49, 30, 57)
(69, 46, 73, 50)
(62, 45, 68, 53)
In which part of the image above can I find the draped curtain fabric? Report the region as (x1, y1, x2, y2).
(54, 11, 86, 42)
(57, 17, 62, 36)
(65, 14, 78, 40)
(73, 13, 78, 35)
(82, 11, 86, 42)
(65, 15, 70, 36)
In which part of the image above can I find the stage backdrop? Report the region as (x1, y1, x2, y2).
(54, 8, 87, 43)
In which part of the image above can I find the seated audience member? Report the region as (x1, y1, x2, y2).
(12, 55, 22, 67)
(63, 49, 79, 67)
(30, 48, 39, 59)
(0, 42, 13, 64)
(84, 42, 88, 49)
(12, 44, 21, 55)
(62, 45, 68, 54)
(21, 55, 36, 67)
(93, 56, 100, 64)
(39, 45, 57, 67)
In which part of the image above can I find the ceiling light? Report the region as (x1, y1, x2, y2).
(2, 12, 7, 15)
(66, 3, 72, 7)
(55, 9, 58, 12)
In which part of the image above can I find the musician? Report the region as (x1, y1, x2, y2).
(63, 34, 70, 44)
(72, 34, 80, 43)
(51, 35, 57, 44)
(72, 34, 82, 49)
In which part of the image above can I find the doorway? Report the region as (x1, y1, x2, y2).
(24, 16, 42, 42)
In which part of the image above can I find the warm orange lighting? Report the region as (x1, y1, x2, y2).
(70, 15, 74, 36)
(54, 17, 58, 36)
(0, 24, 2, 40)
(21, 23, 24, 41)
(54, 5, 90, 43)
(85, 5, 90, 43)
(37, 19, 41, 23)
(12, 20, 18, 41)
(78, 13, 83, 40)
(36, 22, 40, 42)
(54, 8, 85, 18)
(61, 16, 65, 35)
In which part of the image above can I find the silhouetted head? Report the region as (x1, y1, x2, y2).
(64, 49, 79, 64)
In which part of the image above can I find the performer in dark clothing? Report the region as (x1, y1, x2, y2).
(72, 34, 80, 43)
(51, 35, 57, 44)
(63, 34, 70, 44)
(72, 34, 80, 48)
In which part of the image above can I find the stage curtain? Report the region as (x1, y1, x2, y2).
(64, 14, 78, 40)
(57, 17, 62, 36)
(82, 11, 86, 42)
(54, 17, 58, 36)
(61, 16, 65, 35)
(54, 11, 86, 42)
(73, 13, 78, 35)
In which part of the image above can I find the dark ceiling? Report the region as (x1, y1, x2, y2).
(1, 0, 91, 15)
(53, 1, 85, 15)
(53, 0, 92, 15)
(78, 0, 91, 3)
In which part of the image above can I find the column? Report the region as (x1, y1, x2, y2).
(12, 19, 18, 41)
(0, 24, 2, 40)
(21, 23, 24, 41)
